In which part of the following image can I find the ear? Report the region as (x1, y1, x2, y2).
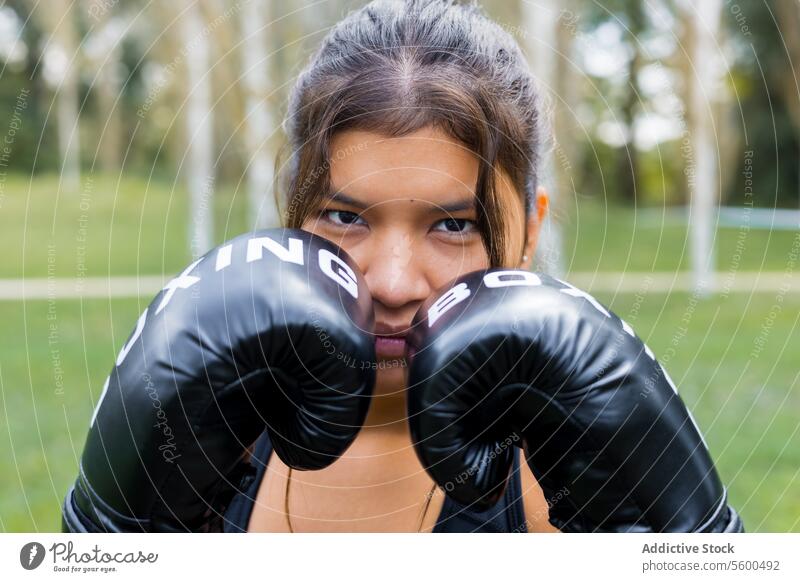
(519, 186, 549, 270)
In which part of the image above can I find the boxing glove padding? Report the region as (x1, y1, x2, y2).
(63, 229, 375, 532)
(406, 269, 743, 533)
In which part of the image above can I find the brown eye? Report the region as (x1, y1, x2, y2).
(434, 218, 476, 234)
(324, 210, 366, 227)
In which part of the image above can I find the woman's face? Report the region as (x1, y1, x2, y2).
(301, 125, 540, 393)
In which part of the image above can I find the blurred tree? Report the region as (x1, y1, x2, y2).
(773, 0, 800, 132)
(1, 0, 59, 172)
(519, 0, 567, 276)
(725, 0, 800, 209)
(3, 0, 797, 225)
(81, 0, 124, 172)
(239, 0, 279, 228)
(133, 1, 189, 174)
(580, 0, 647, 204)
(181, 0, 214, 257)
(31, 0, 81, 190)
(204, 0, 245, 186)
(682, 0, 723, 293)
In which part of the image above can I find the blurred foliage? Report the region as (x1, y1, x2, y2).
(0, 0, 797, 208)
(724, 0, 800, 208)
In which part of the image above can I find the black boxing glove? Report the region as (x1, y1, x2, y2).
(63, 229, 375, 532)
(406, 269, 743, 532)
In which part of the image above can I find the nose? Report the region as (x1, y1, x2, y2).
(356, 229, 432, 311)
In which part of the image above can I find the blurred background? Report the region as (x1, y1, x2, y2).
(0, 0, 798, 532)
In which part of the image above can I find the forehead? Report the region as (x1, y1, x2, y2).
(328, 127, 479, 208)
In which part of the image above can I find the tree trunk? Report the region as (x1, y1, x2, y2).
(90, 13, 123, 173)
(686, 0, 723, 295)
(240, 0, 279, 228)
(616, 1, 644, 204)
(182, 0, 215, 258)
(42, 0, 81, 191)
(521, 0, 565, 277)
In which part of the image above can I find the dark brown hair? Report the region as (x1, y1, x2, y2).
(277, 0, 542, 266)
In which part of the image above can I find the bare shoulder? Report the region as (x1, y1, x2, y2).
(246, 448, 291, 532)
(518, 452, 561, 533)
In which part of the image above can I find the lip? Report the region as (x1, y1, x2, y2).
(374, 322, 409, 358)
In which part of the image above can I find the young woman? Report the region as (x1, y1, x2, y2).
(226, 0, 557, 533)
(63, 0, 742, 535)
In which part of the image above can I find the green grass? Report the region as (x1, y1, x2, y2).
(0, 173, 251, 278)
(0, 298, 144, 532)
(561, 197, 799, 273)
(594, 290, 800, 533)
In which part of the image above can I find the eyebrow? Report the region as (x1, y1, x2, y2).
(326, 190, 476, 213)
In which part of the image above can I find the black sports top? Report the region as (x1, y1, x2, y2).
(223, 430, 528, 533)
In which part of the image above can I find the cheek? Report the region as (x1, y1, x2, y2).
(422, 238, 490, 289)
